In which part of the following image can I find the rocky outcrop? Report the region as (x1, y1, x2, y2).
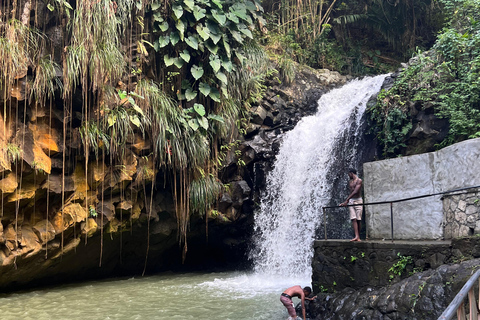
(308, 258, 480, 320)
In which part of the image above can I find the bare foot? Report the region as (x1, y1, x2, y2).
(350, 238, 361, 242)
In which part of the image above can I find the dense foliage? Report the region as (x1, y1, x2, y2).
(369, 0, 480, 156)
(260, 0, 443, 75)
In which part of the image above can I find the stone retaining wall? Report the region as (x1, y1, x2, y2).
(363, 138, 480, 240)
(443, 188, 480, 238)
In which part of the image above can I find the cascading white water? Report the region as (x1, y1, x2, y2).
(251, 75, 388, 282)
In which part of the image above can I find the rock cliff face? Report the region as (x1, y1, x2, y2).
(0, 59, 348, 291)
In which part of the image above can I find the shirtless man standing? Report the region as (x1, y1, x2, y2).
(339, 168, 363, 242)
(280, 285, 316, 320)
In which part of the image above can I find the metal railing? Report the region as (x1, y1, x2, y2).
(438, 268, 480, 320)
(321, 185, 480, 241)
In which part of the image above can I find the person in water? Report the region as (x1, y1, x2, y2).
(280, 285, 316, 320)
(339, 168, 363, 242)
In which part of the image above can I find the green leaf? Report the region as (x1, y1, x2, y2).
(186, 88, 197, 101)
(108, 114, 116, 128)
(132, 104, 145, 116)
(153, 12, 163, 22)
(198, 116, 209, 130)
(164, 55, 175, 66)
(158, 35, 170, 48)
(209, 87, 221, 102)
(221, 59, 234, 72)
(176, 19, 185, 40)
(211, 0, 222, 9)
(173, 57, 184, 69)
(130, 115, 141, 127)
(191, 65, 204, 80)
(194, 103, 206, 116)
(230, 30, 243, 43)
(223, 37, 231, 58)
(209, 56, 221, 73)
(220, 85, 229, 98)
(159, 21, 169, 32)
(238, 24, 253, 39)
(207, 114, 225, 123)
(216, 72, 228, 85)
(188, 118, 199, 131)
(151, 2, 161, 10)
(180, 50, 191, 63)
(118, 90, 127, 99)
(231, 4, 248, 21)
(226, 12, 239, 24)
(193, 5, 206, 20)
(196, 25, 210, 41)
(205, 41, 219, 54)
(185, 35, 199, 50)
(207, 21, 221, 44)
(211, 9, 227, 25)
(170, 31, 180, 45)
(47, 3, 54, 11)
(199, 82, 211, 97)
(172, 4, 183, 19)
(183, 0, 195, 10)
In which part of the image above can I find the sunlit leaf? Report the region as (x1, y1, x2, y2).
(164, 55, 175, 66)
(211, 0, 222, 9)
(207, 114, 225, 123)
(216, 72, 228, 85)
(230, 30, 243, 43)
(183, 0, 194, 10)
(185, 35, 198, 49)
(157, 35, 170, 48)
(194, 103, 206, 116)
(188, 118, 199, 131)
(209, 56, 221, 73)
(199, 82, 211, 96)
(47, 3, 54, 11)
(226, 12, 239, 23)
(159, 21, 169, 32)
(176, 19, 185, 40)
(132, 104, 145, 116)
(130, 115, 141, 127)
(180, 50, 191, 63)
(223, 37, 231, 57)
(173, 57, 184, 68)
(198, 116, 209, 130)
(196, 24, 210, 41)
(151, 2, 161, 10)
(221, 59, 234, 72)
(191, 65, 204, 80)
(211, 9, 226, 25)
(186, 88, 197, 101)
(193, 5, 206, 20)
(172, 4, 183, 19)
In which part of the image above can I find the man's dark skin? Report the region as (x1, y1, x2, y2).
(339, 170, 363, 241)
(282, 285, 316, 320)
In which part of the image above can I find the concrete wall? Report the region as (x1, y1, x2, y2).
(363, 138, 480, 240)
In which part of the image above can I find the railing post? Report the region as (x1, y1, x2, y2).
(390, 202, 394, 242)
(323, 207, 327, 240)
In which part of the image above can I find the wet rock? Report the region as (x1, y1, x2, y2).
(33, 220, 56, 243)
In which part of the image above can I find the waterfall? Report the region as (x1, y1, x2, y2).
(250, 74, 388, 281)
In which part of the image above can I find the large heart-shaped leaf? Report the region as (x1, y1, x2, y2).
(188, 118, 199, 131)
(205, 41, 219, 54)
(159, 21, 169, 32)
(173, 57, 184, 69)
(151, 2, 161, 10)
(164, 55, 175, 66)
(193, 5, 206, 20)
(157, 35, 170, 48)
(194, 103, 206, 116)
(196, 24, 210, 41)
(183, 0, 194, 10)
(211, 0, 222, 9)
(172, 4, 183, 19)
(199, 82, 211, 97)
(191, 65, 204, 80)
(226, 12, 239, 23)
(180, 49, 191, 63)
(198, 116, 209, 130)
(153, 12, 163, 22)
(209, 87, 221, 102)
(209, 56, 221, 73)
(230, 30, 243, 43)
(176, 20, 185, 40)
(185, 35, 198, 50)
(238, 24, 253, 39)
(211, 9, 226, 25)
(221, 58, 234, 72)
(170, 31, 180, 45)
(216, 72, 228, 85)
(185, 88, 197, 101)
